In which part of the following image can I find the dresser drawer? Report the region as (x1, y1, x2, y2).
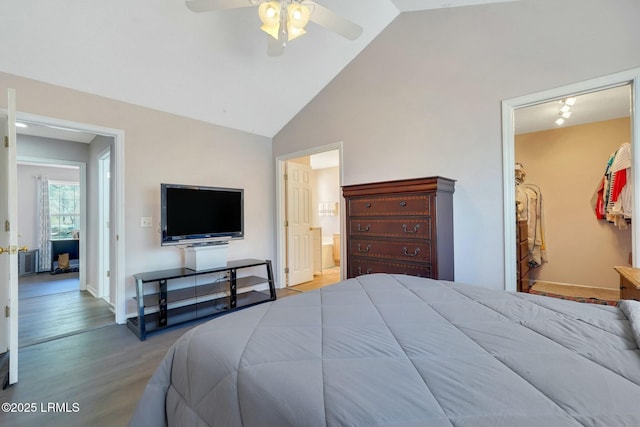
(518, 220, 528, 238)
(350, 239, 431, 263)
(348, 194, 430, 217)
(349, 257, 432, 278)
(517, 239, 528, 262)
(348, 218, 431, 239)
(518, 257, 530, 278)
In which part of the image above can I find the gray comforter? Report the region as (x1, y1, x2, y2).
(129, 274, 640, 427)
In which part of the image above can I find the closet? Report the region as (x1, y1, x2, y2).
(515, 112, 631, 291)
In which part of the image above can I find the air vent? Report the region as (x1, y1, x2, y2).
(18, 249, 39, 276)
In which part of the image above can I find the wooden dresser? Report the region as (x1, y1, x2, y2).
(342, 177, 455, 280)
(516, 219, 530, 292)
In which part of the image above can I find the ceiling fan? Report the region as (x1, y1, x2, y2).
(185, 0, 363, 56)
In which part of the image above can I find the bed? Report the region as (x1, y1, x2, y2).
(129, 273, 640, 427)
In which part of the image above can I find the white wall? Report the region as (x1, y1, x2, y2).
(16, 163, 80, 258)
(311, 166, 340, 242)
(273, 0, 640, 289)
(18, 134, 90, 163)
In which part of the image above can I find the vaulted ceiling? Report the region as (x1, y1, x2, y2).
(1, 0, 518, 138)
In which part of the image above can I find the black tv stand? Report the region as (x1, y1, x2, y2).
(127, 259, 275, 341)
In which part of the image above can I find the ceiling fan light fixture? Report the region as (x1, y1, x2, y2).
(261, 22, 280, 39)
(286, 3, 310, 41)
(286, 25, 306, 41)
(288, 3, 310, 28)
(259, 1, 281, 39)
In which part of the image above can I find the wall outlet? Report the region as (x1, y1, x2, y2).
(141, 217, 153, 228)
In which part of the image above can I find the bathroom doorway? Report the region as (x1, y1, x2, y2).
(276, 144, 344, 290)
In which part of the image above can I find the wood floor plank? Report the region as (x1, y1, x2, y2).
(529, 281, 620, 300)
(0, 287, 298, 427)
(290, 266, 341, 292)
(0, 323, 198, 427)
(19, 291, 114, 348)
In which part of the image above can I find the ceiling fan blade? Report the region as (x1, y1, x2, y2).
(306, 1, 363, 40)
(267, 35, 284, 57)
(185, 0, 258, 13)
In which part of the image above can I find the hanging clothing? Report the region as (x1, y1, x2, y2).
(515, 183, 547, 267)
(593, 142, 632, 229)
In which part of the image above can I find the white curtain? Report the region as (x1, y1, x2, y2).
(37, 176, 51, 272)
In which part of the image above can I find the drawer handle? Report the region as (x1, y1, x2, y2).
(357, 224, 370, 232)
(402, 224, 420, 234)
(358, 244, 371, 253)
(400, 201, 407, 207)
(365, 203, 372, 208)
(402, 247, 420, 257)
(358, 267, 373, 275)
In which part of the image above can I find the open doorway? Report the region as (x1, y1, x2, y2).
(503, 70, 640, 296)
(514, 85, 631, 301)
(15, 123, 117, 347)
(276, 145, 343, 291)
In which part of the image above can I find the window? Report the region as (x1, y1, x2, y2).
(49, 181, 80, 240)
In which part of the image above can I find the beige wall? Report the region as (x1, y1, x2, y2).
(516, 118, 631, 290)
(1, 71, 274, 317)
(273, 0, 640, 289)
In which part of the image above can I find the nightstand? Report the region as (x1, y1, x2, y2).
(614, 266, 640, 300)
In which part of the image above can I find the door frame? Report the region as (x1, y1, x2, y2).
(502, 68, 640, 292)
(7, 111, 127, 323)
(275, 142, 344, 289)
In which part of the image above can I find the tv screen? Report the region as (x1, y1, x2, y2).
(161, 183, 244, 246)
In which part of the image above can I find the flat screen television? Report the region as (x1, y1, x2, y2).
(161, 183, 244, 246)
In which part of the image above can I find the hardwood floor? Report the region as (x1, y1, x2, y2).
(20, 290, 115, 348)
(290, 266, 342, 292)
(18, 273, 115, 348)
(0, 323, 195, 427)
(0, 287, 302, 427)
(529, 281, 620, 301)
(19, 272, 79, 299)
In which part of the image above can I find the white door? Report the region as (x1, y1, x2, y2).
(99, 150, 111, 302)
(286, 161, 314, 286)
(0, 89, 19, 386)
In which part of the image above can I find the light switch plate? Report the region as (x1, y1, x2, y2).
(141, 217, 153, 228)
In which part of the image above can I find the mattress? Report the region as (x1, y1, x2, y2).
(129, 274, 640, 427)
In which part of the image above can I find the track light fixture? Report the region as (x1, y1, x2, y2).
(555, 97, 577, 126)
